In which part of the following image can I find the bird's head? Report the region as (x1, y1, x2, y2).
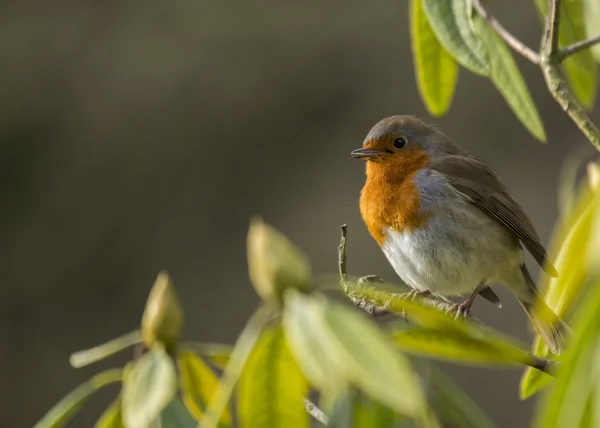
(351, 115, 459, 173)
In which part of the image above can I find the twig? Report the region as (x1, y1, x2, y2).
(472, 0, 540, 64)
(338, 224, 348, 284)
(559, 35, 600, 60)
(473, 0, 600, 150)
(304, 399, 329, 425)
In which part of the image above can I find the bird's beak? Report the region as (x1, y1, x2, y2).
(350, 148, 389, 159)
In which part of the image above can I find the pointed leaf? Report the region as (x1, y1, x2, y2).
(391, 326, 532, 366)
(410, 0, 459, 117)
(533, 278, 600, 428)
(34, 369, 122, 428)
(535, 0, 598, 109)
(160, 399, 198, 428)
(70, 331, 141, 368)
(122, 345, 177, 428)
(583, 0, 600, 62)
(199, 305, 273, 428)
(471, 16, 546, 141)
(237, 325, 309, 428)
(422, 0, 490, 75)
(178, 350, 231, 426)
(96, 398, 125, 428)
(284, 290, 427, 419)
(431, 368, 498, 428)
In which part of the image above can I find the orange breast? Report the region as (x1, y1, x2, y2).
(359, 149, 430, 246)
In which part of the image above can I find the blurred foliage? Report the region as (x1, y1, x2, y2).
(34, 0, 600, 427)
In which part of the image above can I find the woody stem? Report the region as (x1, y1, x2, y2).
(472, 0, 600, 151)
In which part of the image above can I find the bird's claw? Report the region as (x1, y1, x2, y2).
(446, 301, 472, 320)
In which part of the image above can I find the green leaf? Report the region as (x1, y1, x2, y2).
(160, 399, 198, 428)
(178, 350, 232, 426)
(70, 331, 141, 368)
(583, 0, 600, 62)
(533, 278, 600, 428)
(535, 0, 598, 109)
(180, 342, 232, 370)
(96, 398, 124, 428)
(421, 0, 490, 75)
(471, 15, 546, 141)
(199, 304, 274, 428)
(391, 326, 532, 366)
(237, 325, 309, 428)
(430, 368, 497, 428)
(34, 369, 122, 428)
(410, 0, 459, 117)
(283, 290, 427, 420)
(122, 345, 177, 428)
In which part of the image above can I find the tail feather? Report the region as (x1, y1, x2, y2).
(518, 263, 569, 355)
(519, 299, 568, 355)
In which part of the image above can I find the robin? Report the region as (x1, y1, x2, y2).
(351, 115, 566, 354)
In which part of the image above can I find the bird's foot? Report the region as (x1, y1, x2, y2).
(357, 274, 385, 285)
(446, 299, 474, 320)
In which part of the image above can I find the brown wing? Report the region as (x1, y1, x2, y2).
(430, 155, 558, 277)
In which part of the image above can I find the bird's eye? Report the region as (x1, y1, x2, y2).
(393, 137, 407, 149)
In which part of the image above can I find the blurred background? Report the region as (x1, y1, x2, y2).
(2, 0, 599, 426)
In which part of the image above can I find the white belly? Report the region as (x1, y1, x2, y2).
(381, 204, 522, 297)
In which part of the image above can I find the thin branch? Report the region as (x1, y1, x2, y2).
(304, 399, 329, 425)
(559, 35, 600, 60)
(472, 0, 540, 64)
(543, 0, 561, 57)
(338, 224, 348, 283)
(473, 0, 600, 150)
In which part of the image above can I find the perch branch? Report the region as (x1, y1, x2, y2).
(473, 0, 600, 151)
(337, 225, 559, 376)
(472, 0, 540, 64)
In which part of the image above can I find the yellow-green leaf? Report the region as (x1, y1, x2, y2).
(535, 0, 598, 109)
(521, 187, 598, 398)
(70, 331, 141, 368)
(122, 345, 177, 428)
(180, 342, 232, 370)
(421, 0, 489, 75)
(199, 305, 273, 428)
(34, 369, 122, 428)
(96, 398, 124, 428)
(533, 278, 600, 428)
(410, 0, 459, 117)
(583, 0, 600, 62)
(283, 290, 427, 420)
(471, 16, 546, 141)
(391, 327, 532, 366)
(178, 350, 231, 426)
(237, 325, 309, 428)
